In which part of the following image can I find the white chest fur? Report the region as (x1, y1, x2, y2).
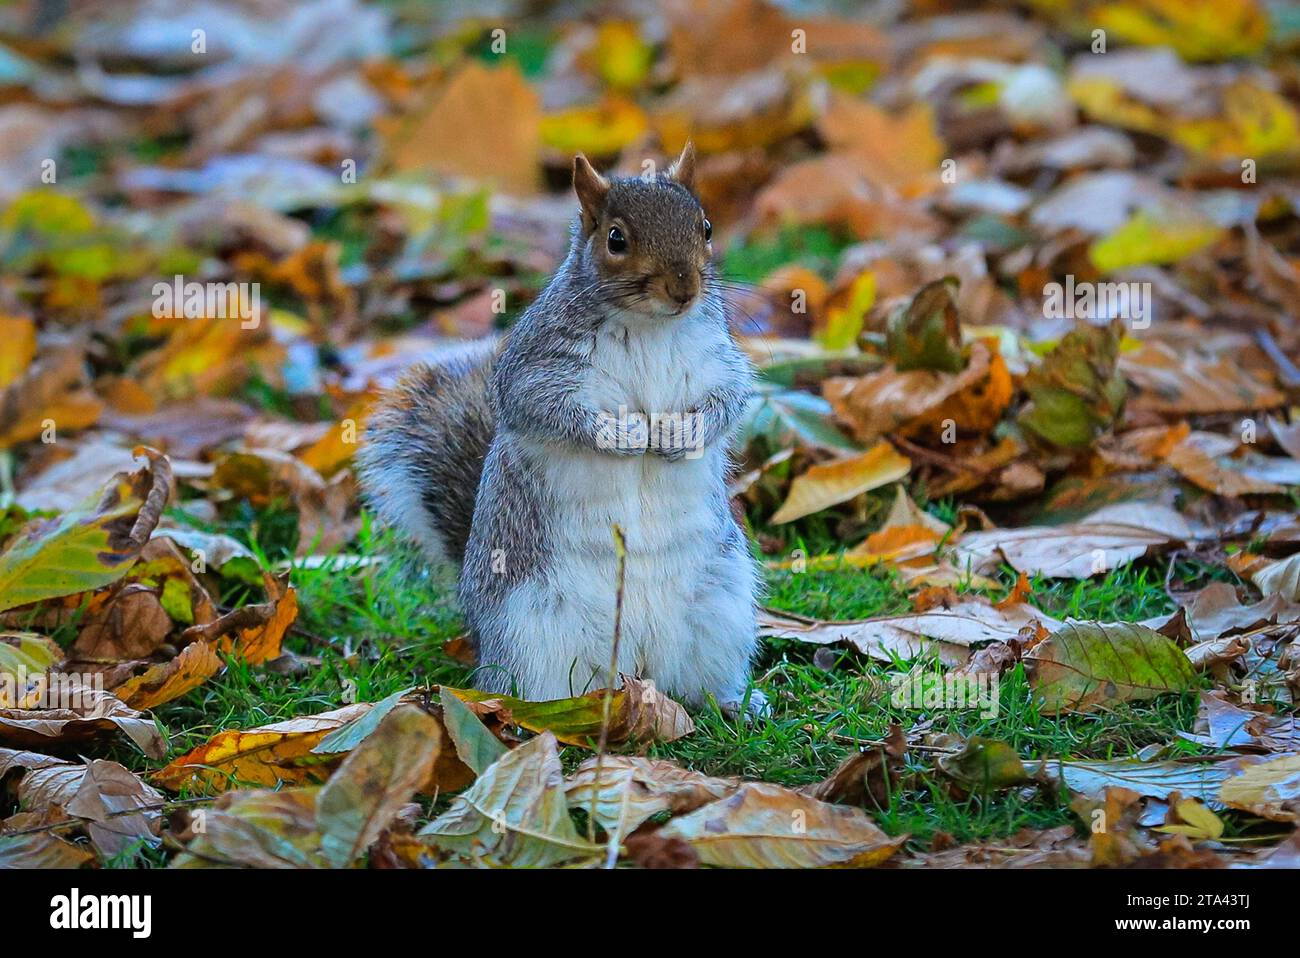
(582, 308, 731, 416)
(505, 308, 742, 689)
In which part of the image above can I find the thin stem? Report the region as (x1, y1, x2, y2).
(588, 523, 627, 850)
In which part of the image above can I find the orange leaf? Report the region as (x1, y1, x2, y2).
(115, 640, 223, 711)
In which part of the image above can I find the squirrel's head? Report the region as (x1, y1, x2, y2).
(571, 143, 712, 319)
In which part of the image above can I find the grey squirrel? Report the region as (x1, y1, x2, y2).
(359, 144, 763, 714)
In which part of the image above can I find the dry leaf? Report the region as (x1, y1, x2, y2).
(153, 703, 369, 792)
(656, 782, 904, 868)
(770, 441, 910, 523)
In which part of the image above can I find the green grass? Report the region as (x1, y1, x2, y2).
(108, 508, 1262, 859)
(721, 225, 855, 285)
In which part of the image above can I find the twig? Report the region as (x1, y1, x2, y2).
(888, 434, 992, 475)
(1254, 328, 1300, 389)
(827, 730, 954, 753)
(0, 795, 217, 839)
(588, 523, 627, 851)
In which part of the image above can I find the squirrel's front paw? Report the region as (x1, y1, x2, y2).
(650, 413, 704, 461)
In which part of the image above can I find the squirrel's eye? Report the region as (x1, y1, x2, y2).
(703, 219, 712, 242)
(607, 226, 627, 254)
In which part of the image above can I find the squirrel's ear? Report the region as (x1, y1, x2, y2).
(668, 142, 697, 193)
(573, 154, 609, 232)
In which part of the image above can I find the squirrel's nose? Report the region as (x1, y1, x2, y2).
(667, 271, 696, 306)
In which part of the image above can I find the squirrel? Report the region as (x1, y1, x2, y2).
(358, 144, 763, 715)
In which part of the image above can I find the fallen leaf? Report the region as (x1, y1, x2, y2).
(656, 782, 904, 868)
(937, 737, 1030, 793)
(0, 633, 62, 708)
(566, 755, 739, 835)
(1252, 552, 1300, 601)
(0, 447, 171, 612)
(770, 441, 910, 523)
(1165, 440, 1284, 496)
(445, 676, 694, 748)
(176, 572, 297, 665)
(152, 703, 369, 792)
(315, 704, 442, 868)
(114, 640, 224, 711)
(438, 686, 507, 776)
(953, 502, 1190, 578)
(0, 832, 94, 869)
(825, 341, 1009, 446)
(418, 732, 603, 867)
(62, 759, 165, 859)
(0, 315, 36, 388)
(1018, 322, 1126, 449)
(1154, 798, 1224, 840)
(758, 599, 1059, 667)
(1217, 753, 1300, 822)
(383, 61, 541, 195)
(1026, 621, 1197, 714)
(0, 683, 165, 759)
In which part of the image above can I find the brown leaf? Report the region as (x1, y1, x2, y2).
(1165, 440, 1284, 496)
(62, 759, 165, 859)
(70, 583, 173, 662)
(0, 831, 95, 869)
(656, 782, 905, 868)
(566, 755, 739, 835)
(178, 571, 296, 665)
(0, 683, 165, 759)
(825, 341, 1009, 447)
(759, 598, 1060, 667)
(114, 639, 224, 711)
(953, 502, 1191, 579)
(382, 61, 540, 195)
(152, 703, 369, 793)
(316, 704, 443, 867)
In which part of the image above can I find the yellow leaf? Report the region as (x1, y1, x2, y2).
(819, 271, 874, 351)
(540, 97, 648, 158)
(152, 703, 371, 793)
(771, 441, 911, 523)
(298, 396, 376, 477)
(178, 573, 297, 666)
(1088, 211, 1223, 273)
(1094, 0, 1268, 61)
(1218, 754, 1300, 821)
(0, 316, 36, 389)
(0, 633, 63, 708)
(1171, 82, 1300, 162)
(589, 21, 654, 91)
(1155, 798, 1224, 840)
(1067, 77, 1165, 138)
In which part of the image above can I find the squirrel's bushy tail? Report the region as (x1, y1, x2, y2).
(357, 337, 498, 566)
